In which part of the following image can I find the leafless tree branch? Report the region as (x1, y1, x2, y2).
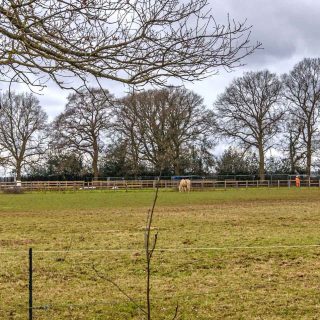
(0, 0, 260, 89)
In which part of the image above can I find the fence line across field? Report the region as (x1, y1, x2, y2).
(2, 243, 320, 255)
(0, 178, 319, 191)
(3, 244, 320, 319)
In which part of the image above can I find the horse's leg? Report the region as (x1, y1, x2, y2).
(179, 180, 185, 192)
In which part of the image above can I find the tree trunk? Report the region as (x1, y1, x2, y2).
(289, 136, 295, 173)
(306, 138, 312, 176)
(16, 162, 22, 181)
(92, 154, 99, 180)
(258, 144, 265, 180)
(92, 140, 99, 180)
(173, 147, 181, 175)
(174, 159, 180, 176)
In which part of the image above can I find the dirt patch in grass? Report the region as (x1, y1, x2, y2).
(0, 239, 33, 246)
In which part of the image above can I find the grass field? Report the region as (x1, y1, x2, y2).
(1, 188, 320, 319)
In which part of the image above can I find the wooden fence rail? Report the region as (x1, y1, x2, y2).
(0, 179, 319, 191)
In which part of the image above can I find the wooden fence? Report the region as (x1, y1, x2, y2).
(0, 179, 320, 191)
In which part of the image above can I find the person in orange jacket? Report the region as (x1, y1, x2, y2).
(295, 175, 301, 187)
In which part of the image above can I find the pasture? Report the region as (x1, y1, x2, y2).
(1, 188, 320, 319)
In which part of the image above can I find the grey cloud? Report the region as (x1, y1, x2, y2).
(184, 0, 320, 110)
(211, 0, 320, 65)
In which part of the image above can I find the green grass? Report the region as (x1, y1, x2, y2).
(0, 187, 318, 211)
(1, 188, 320, 319)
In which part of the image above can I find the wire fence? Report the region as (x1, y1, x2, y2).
(2, 243, 320, 255)
(2, 243, 320, 319)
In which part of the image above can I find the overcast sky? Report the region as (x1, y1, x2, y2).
(4, 0, 320, 120)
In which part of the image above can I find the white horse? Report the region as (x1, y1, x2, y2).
(179, 179, 191, 192)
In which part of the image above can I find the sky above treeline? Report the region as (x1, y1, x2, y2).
(3, 0, 320, 120)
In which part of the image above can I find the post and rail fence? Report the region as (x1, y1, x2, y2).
(0, 178, 318, 191)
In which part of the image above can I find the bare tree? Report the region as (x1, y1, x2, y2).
(0, 91, 48, 180)
(0, 0, 260, 89)
(213, 70, 284, 180)
(282, 58, 320, 176)
(279, 115, 306, 174)
(52, 88, 113, 179)
(115, 87, 214, 174)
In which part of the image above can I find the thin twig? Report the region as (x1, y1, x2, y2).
(92, 264, 147, 316)
(172, 303, 179, 320)
(144, 172, 170, 319)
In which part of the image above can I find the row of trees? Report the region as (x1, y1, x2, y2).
(1, 57, 320, 180)
(214, 57, 320, 179)
(0, 87, 216, 180)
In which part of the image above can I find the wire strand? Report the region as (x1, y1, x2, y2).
(1, 243, 320, 254)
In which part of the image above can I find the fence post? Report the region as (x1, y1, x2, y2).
(309, 178, 311, 188)
(224, 180, 226, 191)
(246, 180, 248, 189)
(29, 248, 33, 320)
(278, 180, 280, 188)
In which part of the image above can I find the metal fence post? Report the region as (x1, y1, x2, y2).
(29, 248, 33, 320)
